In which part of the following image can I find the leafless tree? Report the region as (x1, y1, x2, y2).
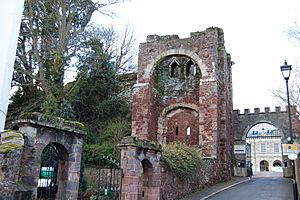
(83, 24, 137, 73)
(272, 18, 300, 115)
(12, 0, 125, 115)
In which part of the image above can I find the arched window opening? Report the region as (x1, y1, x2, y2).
(186, 126, 191, 135)
(186, 60, 196, 77)
(273, 161, 282, 167)
(170, 60, 179, 78)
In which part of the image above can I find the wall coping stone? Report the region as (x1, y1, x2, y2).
(119, 136, 162, 151)
(11, 112, 86, 136)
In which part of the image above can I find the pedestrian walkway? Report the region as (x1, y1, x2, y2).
(252, 171, 283, 178)
(179, 176, 250, 200)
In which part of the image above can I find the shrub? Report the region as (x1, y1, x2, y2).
(161, 143, 202, 177)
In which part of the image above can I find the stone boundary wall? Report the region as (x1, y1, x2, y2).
(0, 130, 24, 200)
(160, 158, 217, 200)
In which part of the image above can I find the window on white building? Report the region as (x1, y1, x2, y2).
(274, 143, 280, 153)
(261, 144, 266, 153)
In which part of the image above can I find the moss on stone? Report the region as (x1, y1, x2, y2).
(73, 121, 85, 129)
(119, 136, 162, 151)
(0, 143, 22, 154)
(2, 133, 23, 141)
(1, 130, 24, 148)
(18, 112, 85, 132)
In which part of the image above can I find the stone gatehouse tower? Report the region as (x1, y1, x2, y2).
(120, 27, 234, 199)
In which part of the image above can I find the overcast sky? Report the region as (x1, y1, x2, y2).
(93, 0, 300, 112)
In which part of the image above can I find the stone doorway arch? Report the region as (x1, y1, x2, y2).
(37, 143, 69, 199)
(138, 159, 154, 199)
(260, 160, 269, 171)
(12, 113, 85, 200)
(272, 160, 283, 172)
(244, 122, 282, 173)
(273, 160, 282, 167)
(119, 136, 161, 200)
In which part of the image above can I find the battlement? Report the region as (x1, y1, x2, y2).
(146, 27, 223, 43)
(233, 106, 296, 115)
(146, 34, 180, 42)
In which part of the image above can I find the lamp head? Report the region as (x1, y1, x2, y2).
(280, 60, 292, 80)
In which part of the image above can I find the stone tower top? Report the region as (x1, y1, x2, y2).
(131, 26, 233, 159)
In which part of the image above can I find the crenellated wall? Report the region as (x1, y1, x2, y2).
(233, 106, 300, 142)
(233, 106, 300, 181)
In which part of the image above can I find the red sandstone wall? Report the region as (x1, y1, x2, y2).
(165, 109, 199, 145)
(160, 159, 218, 200)
(131, 27, 234, 188)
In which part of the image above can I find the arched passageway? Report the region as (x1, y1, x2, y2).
(12, 113, 85, 200)
(233, 107, 300, 178)
(139, 159, 154, 199)
(37, 143, 69, 199)
(273, 160, 282, 167)
(245, 122, 282, 173)
(260, 160, 269, 171)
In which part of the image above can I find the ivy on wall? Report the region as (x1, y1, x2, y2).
(161, 143, 202, 177)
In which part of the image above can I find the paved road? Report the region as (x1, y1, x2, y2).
(207, 172, 293, 200)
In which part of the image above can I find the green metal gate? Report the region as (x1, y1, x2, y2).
(95, 155, 122, 200)
(37, 144, 58, 199)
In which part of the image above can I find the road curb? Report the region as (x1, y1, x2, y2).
(199, 177, 251, 200)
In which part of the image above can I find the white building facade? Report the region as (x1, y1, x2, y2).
(246, 123, 283, 173)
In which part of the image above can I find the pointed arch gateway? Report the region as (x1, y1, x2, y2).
(37, 143, 69, 199)
(12, 113, 85, 200)
(119, 137, 161, 200)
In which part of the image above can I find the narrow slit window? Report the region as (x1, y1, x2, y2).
(186, 65, 191, 77)
(186, 126, 191, 135)
(176, 126, 179, 136)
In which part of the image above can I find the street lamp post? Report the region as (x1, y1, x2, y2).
(281, 60, 298, 200)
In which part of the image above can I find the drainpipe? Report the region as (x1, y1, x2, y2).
(0, 0, 25, 131)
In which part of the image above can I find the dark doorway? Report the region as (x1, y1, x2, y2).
(37, 144, 59, 199)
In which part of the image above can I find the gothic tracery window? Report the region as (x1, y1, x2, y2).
(169, 57, 197, 78)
